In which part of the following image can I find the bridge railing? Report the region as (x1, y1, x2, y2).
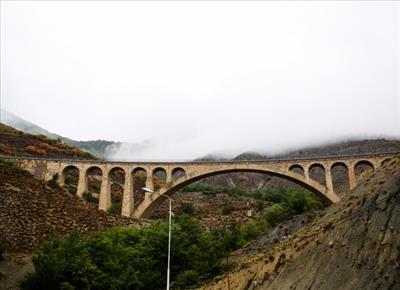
(0, 151, 399, 165)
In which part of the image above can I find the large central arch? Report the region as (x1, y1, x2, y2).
(135, 167, 338, 219)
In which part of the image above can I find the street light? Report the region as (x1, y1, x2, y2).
(142, 187, 173, 290)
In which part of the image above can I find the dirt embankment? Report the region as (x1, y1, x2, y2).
(202, 155, 400, 290)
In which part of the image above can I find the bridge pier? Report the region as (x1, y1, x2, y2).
(76, 169, 86, 198)
(99, 173, 111, 211)
(348, 165, 357, 190)
(325, 167, 334, 193)
(121, 171, 134, 217)
(145, 176, 154, 192)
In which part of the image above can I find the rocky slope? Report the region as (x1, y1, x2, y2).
(0, 160, 141, 252)
(202, 155, 400, 290)
(151, 192, 270, 229)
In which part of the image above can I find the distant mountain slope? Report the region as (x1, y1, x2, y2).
(1, 110, 116, 158)
(1, 110, 61, 140)
(0, 123, 95, 159)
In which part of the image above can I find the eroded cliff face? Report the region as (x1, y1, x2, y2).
(204, 156, 400, 290)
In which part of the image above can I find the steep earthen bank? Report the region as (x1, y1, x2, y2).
(203, 155, 400, 290)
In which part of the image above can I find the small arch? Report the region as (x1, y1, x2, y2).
(331, 162, 350, 196)
(132, 167, 147, 208)
(381, 158, 391, 167)
(172, 167, 186, 181)
(289, 164, 304, 176)
(85, 166, 103, 204)
(354, 160, 374, 180)
(108, 167, 125, 215)
(153, 167, 167, 191)
(61, 165, 79, 195)
(308, 163, 326, 186)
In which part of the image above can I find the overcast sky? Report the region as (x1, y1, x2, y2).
(1, 1, 399, 159)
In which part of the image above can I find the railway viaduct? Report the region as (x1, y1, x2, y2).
(3, 153, 398, 218)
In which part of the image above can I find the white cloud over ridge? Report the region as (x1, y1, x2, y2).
(1, 1, 399, 159)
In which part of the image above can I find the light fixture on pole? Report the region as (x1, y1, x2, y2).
(142, 187, 173, 290)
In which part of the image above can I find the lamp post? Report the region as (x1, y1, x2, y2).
(142, 187, 173, 290)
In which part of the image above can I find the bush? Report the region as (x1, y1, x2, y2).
(0, 240, 7, 260)
(46, 173, 59, 188)
(0, 143, 13, 155)
(38, 143, 49, 150)
(264, 204, 292, 226)
(178, 203, 194, 215)
(107, 203, 122, 215)
(222, 205, 235, 215)
(82, 191, 98, 204)
(24, 145, 46, 157)
(0, 159, 31, 176)
(20, 215, 227, 290)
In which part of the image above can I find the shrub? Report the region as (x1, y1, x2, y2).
(107, 203, 122, 215)
(0, 159, 31, 176)
(46, 173, 59, 188)
(24, 145, 47, 157)
(38, 143, 49, 150)
(82, 192, 98, 204)
(178, 203, 194, 215)
(240, 219, 267, 241)
(264, 203, 292, 226)
(0, 240, 7, 260)
(0, 143, 12, 155)
(20, 215, 226, 290)
(222, 205, 234, 215)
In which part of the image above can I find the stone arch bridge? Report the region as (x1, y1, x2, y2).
(3, 153, 398, 219)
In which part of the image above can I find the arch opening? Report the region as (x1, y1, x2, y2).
(62, 165, 79, 195)
(381, 158, 392, 167)
(132, 167, 147, 208)
(85, 166, 102, 204)
(308, 164, 326, 186)
(289, 164, 304, 176)
(331, 162, 349, 197)
(172, 167, 186, 181)
(354, 160, 374, 181)
(381, 158, 391, 166)
(139, 168, 335, 219)
(153, 167, 167, 191)
(108, 167, 125, 215)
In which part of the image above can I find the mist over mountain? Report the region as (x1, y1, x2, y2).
(2, 109, 400, 161)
